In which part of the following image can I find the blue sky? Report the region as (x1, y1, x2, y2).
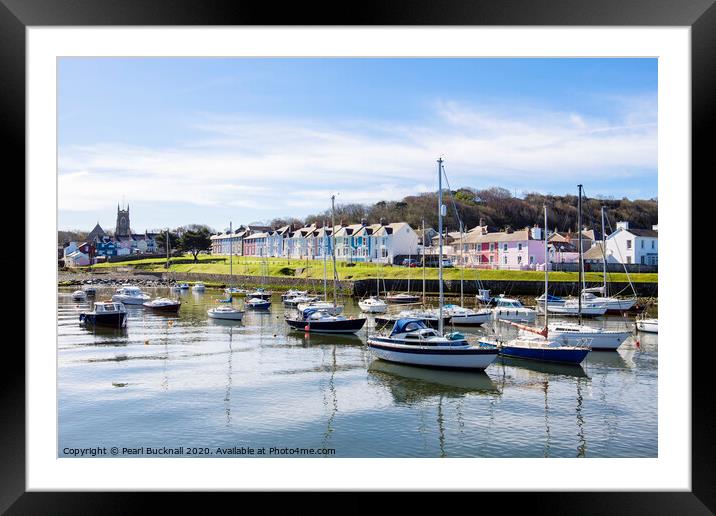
(58, 58, 657, 232)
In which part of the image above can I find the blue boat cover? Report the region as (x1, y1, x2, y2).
(390, 318, 428, 336)
(302, 308, 320, 319)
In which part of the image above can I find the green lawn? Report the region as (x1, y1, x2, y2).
(87, 254, 657, 283)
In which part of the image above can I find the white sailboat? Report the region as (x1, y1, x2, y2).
(367, 157, 499, 370)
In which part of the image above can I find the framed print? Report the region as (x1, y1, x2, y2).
(2, 0, 711, 511)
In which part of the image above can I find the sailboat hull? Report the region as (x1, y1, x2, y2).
(499, 345, 590, 364)
(286, 317, 366, 333)
(367, 340, 498, 370)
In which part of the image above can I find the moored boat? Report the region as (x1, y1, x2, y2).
(142, 297, 181, 313)
(440, 304, 491, 326)
(296, 300, 343, 315)
(71, 290, 87, 301)
(79, 301, 127, 327)
(245, 297, 271, 310)
(385, 292, 420, 304)
(358, 296, 389, 313)
(286, 308, 366, 334)
(636, 317, 658, 333)
(207, 305, 244, 320)
(547, 322, 631, 350)
(112, 286, 151, 305)
(492, 297, 537, 322)
(192, 283, 206, 292)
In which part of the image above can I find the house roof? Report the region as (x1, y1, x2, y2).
(462, 228, 533, 244)
(625, 228, 658, 238)
(582, 243, 606, 260)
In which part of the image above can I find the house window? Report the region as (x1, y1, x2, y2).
(518, 243, 522, 251)
(641, 256, 645, 264)
(641, 240, 644, 249)
(652, 240, 655, 249)
(503, 243, 508, 251)
(627, 256, 632, 264)
(626, 240, 632, 249)
(489, 243, 494, 251)
(503, 256, 507, 264)
(489, 255, 494, 263)
(529, 256, 534, 264)
(517, 256, 522, 264)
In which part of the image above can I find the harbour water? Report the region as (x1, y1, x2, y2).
(58, 286, 657, 458)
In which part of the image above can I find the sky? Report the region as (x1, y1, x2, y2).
(58, 58, 657, 233)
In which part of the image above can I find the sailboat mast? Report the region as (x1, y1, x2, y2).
(577, 184, 583, 325)
(330, 195, 338, 308)
(438, 158, 444, 335)
(460, 220, 464, 307)
(165, 228, 170, 268)
(601, 206, 607, 296)
(422, 219, 426, 305)
(323, 220, 328, 301)
(544, 205, 549, 332)
(229, 221, 232, 284)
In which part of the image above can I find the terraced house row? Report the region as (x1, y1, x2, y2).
(211, 220, 420, 264)
(210, 219, 658, 269)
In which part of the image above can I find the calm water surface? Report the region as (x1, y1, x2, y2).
(58, 287, 657, 458)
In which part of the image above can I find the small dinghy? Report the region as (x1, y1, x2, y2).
(207, 305, 244, 320)
(71, 290, 87, 301)
(142, 297, 181, 313)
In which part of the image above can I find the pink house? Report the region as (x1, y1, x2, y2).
(464, 225, 547, 270)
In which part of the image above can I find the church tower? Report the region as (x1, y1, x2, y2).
(115, 203, 130, 237)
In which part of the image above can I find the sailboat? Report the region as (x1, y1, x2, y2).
(545, 187, 607, 317)
(285, 195, 367, 334)
(385, 249, 420, 304)
(359, 255, 388, 313)
(545, 187, 632, 350)
(296, 222, 343, 315)
(493, 204, 591, 364)
(431, 221, 490, 326)
(366, 158, 499, 370)
(581, 206, 638, 312)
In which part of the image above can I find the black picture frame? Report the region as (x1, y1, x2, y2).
(2, 0, 708, 511)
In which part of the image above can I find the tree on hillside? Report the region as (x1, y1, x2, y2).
(178, 227, 212, 263)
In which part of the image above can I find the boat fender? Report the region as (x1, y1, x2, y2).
(304, 324, 310, 331)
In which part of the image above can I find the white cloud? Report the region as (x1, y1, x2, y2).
(58, 97, 656, 214)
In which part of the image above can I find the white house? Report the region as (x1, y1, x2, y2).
(605, 222, 658, 265)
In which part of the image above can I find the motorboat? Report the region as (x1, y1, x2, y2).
(492, 297, 537, 322)
(547, 322, 631, 351)
(282, 289, 308, 300)
(476, 289, 494, 305)
(207, 305, 244, 320)
(286, 308, 366, 334)
(225, 287, 247, 296)
(385, 292, 420, 304)
(296, 300, 343, 315)
(112, 286, 151, 305)
(636, 317, 658, 333)
(71, 290, 87, 301)
(192, 283, 206, 292)
(440, 304, 491, 326)
(178, 283, 190, 290)
(142, 297, 181, 313)
(535, 293, 566, 309)
(358, 296, 389, 313)
(245, 297, 271, 310)
(367, 318, 499, 370)
(83, 287, 97, 296)
(79, 301, 127, 327)
(284, 294, 319, 307)
(246, 288, 272, 300)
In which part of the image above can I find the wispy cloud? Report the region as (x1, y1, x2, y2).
(58, 96, 656, 214)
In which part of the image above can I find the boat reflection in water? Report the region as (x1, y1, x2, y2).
(285, 331, 364, 348)
(497, 356, 589, 379)
(368, 359, 499, 402)
(585, 349, 633, 370)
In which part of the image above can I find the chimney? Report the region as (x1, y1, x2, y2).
(531, 224, 542, 240)
(379, 217, 386, 226)
(361, 218, 367, 226)
(479, 217, 485, 227)
(616, 221, 630, 230)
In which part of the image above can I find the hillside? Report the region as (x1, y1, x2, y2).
(296, 187, 658, 233)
